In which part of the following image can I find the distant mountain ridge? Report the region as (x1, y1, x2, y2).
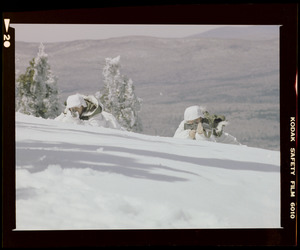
(188, 25, 279, 40)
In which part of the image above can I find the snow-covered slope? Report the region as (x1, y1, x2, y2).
(16, 113, 280, 229)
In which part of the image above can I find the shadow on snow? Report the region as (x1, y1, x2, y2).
(16, 140, 279, 181)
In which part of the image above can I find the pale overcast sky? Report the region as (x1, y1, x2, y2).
(11, 24, 247, 43)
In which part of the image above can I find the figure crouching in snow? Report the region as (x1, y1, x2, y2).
(55, 93, 121, 129)
(174, 105, 240, 145)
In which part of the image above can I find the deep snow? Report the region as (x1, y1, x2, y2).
(15, 112, 280, 229)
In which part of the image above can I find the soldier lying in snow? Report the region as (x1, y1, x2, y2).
(55, 93, 121, 129)
(174, 105, 240, 145)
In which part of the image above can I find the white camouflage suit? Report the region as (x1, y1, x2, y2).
(55, 94, 121, 129)
(174, 106, 240, 145)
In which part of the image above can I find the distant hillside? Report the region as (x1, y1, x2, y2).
(15, 35, 279, 150)
(188, 25, 279, 40)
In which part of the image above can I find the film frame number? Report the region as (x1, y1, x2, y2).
(3, 18, 10, 48)
(3, 34, 10, 48)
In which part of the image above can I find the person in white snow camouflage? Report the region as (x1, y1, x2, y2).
(174, 105, 240, 145)
(55, 93, 121, 129)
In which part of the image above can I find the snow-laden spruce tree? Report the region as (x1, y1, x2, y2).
(99, 55, 143, 132)
(16, 43, 61, 118)
(15, 58, 36, 115)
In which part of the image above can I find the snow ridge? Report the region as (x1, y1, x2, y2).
(16, 113, 280, 229)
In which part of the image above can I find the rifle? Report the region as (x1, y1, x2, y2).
(183, 111, 226, 138)
(183, 119, 212, 138)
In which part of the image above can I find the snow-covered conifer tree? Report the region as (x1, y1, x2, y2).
(16, 43, 61, 118)
(121, 77, 143, 132)
(100, 55, 143, 132)
(16, 58, 36, 115)
(33, 43, 61, 118)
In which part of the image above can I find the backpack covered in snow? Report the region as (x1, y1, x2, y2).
(201, 111, 227, 138)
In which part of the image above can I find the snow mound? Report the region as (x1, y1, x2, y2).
(15, 112, 280, 229)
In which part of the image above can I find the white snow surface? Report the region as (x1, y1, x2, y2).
(15, 112, 280, 230)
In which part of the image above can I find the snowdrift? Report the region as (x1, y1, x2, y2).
(15, 112, 280, 229)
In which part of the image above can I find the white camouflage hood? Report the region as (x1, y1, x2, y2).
(184, 105, 206, 121)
